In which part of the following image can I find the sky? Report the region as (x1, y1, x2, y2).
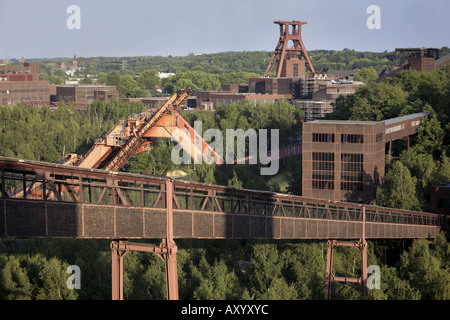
(0, 0, 449, 59)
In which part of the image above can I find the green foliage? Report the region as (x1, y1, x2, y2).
(399, 239, 450, 300)
(227, 170, 243, 188)
(353, 67, 379, 83)
(137, 70, 161, 93)
(378, 161, 421, 211)
(0, 100, 145, 162)
(0, 254, 78, 300)
(415, 114, 445, 158)
(1, 51, 449, 301)
(369, 265, 421, 300)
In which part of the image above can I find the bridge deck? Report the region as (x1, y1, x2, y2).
(0, 157, 443, 240)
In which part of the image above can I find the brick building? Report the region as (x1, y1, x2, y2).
(302, 112, 428, 203)
(430, 183, 450, 214)
(0, 62, 51, 106)
(55, 84, 119, 106)
(195, 91, 285, 108)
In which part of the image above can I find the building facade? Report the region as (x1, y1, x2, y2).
(55, 85, 119, 106)
(0, 62, 51, 106)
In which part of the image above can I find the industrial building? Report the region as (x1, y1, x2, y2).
(54, 84, 119, 107)
(122, 96, 196, 110)
(0, 62, 51, 107)
(377, 48, 450, 82)
(302, 112, 428, 203)
(194, 20, 364, 119)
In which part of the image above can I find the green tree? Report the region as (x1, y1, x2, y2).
(368, 265, 421, 300)
(0, 256, 33, 300)
(137, 70, 161, 94)
(227, 170, 243, 188)
(414, 114, 445, 158)
(354, 67, 379, 83)
(399, 239, 450, 300)
(378, 160, 420, 210)
(106, 70, 121, 87)
(193, 260, 243, 300)
(35, 257, 78, 300)
(118, 75, 149, 98)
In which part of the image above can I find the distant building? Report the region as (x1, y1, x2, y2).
(0, 62, 51, 107)
(59, 54, 80, 76)
(195, 90, 285, 109)
(294, 81, 365, 120)
(121, 96, 195, 110)
(54, 84, 119, 107)
(321, 68, 358, 81)
(158, 72, 174, 79)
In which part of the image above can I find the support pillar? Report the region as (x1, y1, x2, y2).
(161, 238, 179, 300)
(325, 207, 368, 300)
(111, 240, 127, 300)
(110, 179, 179, 301)
(325, 240, 335, 300)
(110, 239, 178, 300)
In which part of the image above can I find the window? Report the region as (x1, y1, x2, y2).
(312, 152, 335, 190)
(437, 199, 450, 209)
(341, 134, 364, 143)
(340, 153, 364, 191)
(376, 133, 383, 142)
(313, 133, 335, 143)
(340, 182, 363, 191)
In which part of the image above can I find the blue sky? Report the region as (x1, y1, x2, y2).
(0, 0, 448, 59)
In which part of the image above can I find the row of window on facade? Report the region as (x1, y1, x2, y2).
(312, 133, 384, 144)
(311, 152, 364, 191)
(311, 181, 363, 191)
(312, 152, 363, 163)
(0, 88, 50, 94)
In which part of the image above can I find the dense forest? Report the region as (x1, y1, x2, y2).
(0, 49, 449, 300)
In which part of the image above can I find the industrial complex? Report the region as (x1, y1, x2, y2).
(0, 18, 449, 302)
(0, 20, 449, 209)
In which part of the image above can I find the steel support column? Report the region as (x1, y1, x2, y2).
(164, 179, 178, 300)
(110, 180, 179, 301)
(111, 240, 127, 300)
(325, 207, 368, 300)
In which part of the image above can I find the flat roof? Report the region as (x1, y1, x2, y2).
(383, 112, 429, 125)
(308, 120, 380, 125)
(308, 112, 429, 126)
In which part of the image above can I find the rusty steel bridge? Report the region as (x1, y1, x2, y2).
(0, 156, 445, 300)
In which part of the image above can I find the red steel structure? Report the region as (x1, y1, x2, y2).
(60, 88, 222, 171)
(264, 21, 315, 77)
(0, 157, 445, 300)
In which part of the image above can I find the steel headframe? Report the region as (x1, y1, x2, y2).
(264, 20, 315, 77)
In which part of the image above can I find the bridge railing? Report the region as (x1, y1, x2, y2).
(0, 157, 442, 228)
